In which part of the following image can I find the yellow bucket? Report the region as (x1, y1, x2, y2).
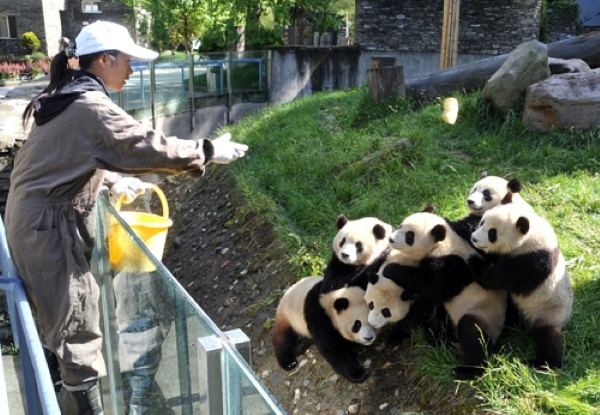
(108, 184, 173, 272)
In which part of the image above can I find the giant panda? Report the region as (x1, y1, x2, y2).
(388, 208, 507, 379)
(321, 214, 393, 293)
(470, 200, 573, 369)
(364, 249, 435, 345)
(450, 172, 531, 242)
(272, 276, 376, 383)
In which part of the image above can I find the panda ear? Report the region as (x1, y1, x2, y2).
(373, 224, 387, 240)
(422, 205, 435, 213)
(516, 216, 530, 235)
(480, 171, 488, 179)
(501, 192, 513, 205)
(333, 298, 350, 312)
(336, 214, 349, 230)
(431, 224, 446, 242)
(368, 272, 379, 285)
(507, 178, 523, 193)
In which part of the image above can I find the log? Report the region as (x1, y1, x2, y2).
(406, 31, 600, 99)
(368, 66, 405, 101)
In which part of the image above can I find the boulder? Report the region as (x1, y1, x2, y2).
(548, 57, 591, 75)
(523, 68, 600, 132)
(482, 40, 550, 114)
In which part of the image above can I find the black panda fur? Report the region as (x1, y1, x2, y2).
(389, 208, 507, 379)
(321, 214, 393, 293)
(471, 201, 573, 369)
(272, 276, 376, 383)
(364, 249, 435, 345)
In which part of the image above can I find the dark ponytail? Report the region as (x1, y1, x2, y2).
(22, 50, 77, 128)
(21, 44, 119, 128)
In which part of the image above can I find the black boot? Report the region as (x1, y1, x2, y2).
(58, 382, 104, 415)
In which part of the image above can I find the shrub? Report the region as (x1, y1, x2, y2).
(20, 32, 41, 54)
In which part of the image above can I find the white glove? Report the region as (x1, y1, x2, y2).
(110, 176, 145, 204)
(210, 133, 248, 164)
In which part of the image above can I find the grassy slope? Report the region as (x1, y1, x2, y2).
(227, 88, 600, 413)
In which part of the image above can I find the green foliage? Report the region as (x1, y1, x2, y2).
(20, 32, 41, 54)
(550, 0, 581, 22)
(226, 87, 600, 412)
(244, 24, 284, 49)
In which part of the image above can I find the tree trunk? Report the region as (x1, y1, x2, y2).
(368, 66, 405, 101)
(406, 31, 600, 99)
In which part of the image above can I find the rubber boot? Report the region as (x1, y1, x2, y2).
(58, 382, 104, 415)
(125, 373, 153, 415)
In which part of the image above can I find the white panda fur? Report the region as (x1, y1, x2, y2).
(321, 214, 393, 293)
(471, 202, 573, 369)
(272, 276, 377, 382)
(389, 210, 507, 379)
(365, 249, 435, 345)
(450, 172, 533, 242)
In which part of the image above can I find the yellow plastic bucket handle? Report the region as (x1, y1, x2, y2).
(114, 183, 169, 219)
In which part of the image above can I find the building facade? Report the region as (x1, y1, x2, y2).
(0, 0, 131, 57)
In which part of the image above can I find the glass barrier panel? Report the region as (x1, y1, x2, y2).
(94, 194, 284, 414)
(95, 194, 223, 414)
(222, 342, 286, 415)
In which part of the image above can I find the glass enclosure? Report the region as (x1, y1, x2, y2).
(94, 193, 284, 414)
(109, 50, 270, 117)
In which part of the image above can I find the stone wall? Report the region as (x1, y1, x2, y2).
(60, 0, 132, 41)
(0, 0, 61, 55)
(356, 0, 542, 56)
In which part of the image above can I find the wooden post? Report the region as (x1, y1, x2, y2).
(367, 66, 405, 101)
(371, 56, 397, 69)
(440, 0, 460, 70)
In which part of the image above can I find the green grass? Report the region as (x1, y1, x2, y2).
(225, 87, 600, 413)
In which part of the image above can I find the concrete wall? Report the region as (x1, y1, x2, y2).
(269, 46, 361, 105)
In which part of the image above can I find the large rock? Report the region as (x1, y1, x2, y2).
(548, 57, 591, 75)
(482, 40, 550, 114)
(523, 68, 600, 132)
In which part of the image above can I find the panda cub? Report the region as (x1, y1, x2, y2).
(365, 249, 434, 345)
(321, 214, 393, 293)
(389, 208, 507, 379)
(471, 200, 573, 369)
(272, 276, 376, 383)
(450, 172, 531, 242)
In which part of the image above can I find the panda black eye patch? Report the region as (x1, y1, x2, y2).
(368, 301, 374, 310)
(488, 229, 497, 243)
(339, 237, 346, 248)
(405, 231, 415, 246)
(356, 242, 363, 253)
(352, 320, 362, 333)
(382, 308, 391, 318)
(483, 189, 492, 201)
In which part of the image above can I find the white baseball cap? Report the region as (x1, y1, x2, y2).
(75, 21, 158, 61)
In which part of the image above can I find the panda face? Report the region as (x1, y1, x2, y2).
(467, 175, 513, 216)
(365, 275, 412, 328)
(332, 215, 393, 266)
(322, 286, 377, 345)
(389, 212, 447, 260)
(471, 204, 530, 254)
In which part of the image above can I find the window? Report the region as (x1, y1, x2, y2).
(81, 0, 102, 14)
(0, 15, 17, 39)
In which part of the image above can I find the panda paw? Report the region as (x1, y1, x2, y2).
(347, 366, 370, 383)
(281, 359, 298, 371)
(453, 365, 484, 380)
(386, 330, 410, 346)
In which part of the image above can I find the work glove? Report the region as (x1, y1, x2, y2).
(110, 176, 146, 204)
(210, 133, 248, 164)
